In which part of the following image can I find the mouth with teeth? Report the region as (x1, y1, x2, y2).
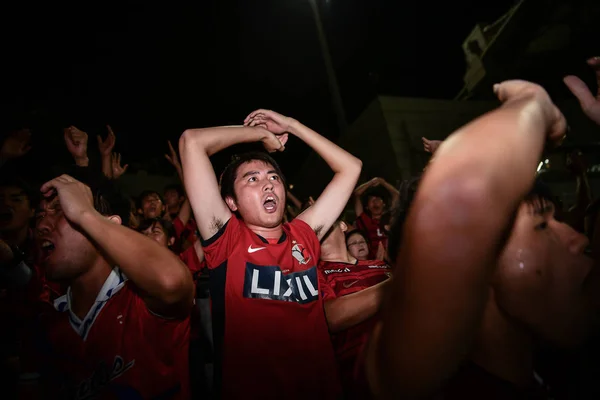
(40, 240, 56, 261)
(262, 194, 278, 213)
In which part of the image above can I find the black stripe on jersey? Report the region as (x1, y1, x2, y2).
(208, 260, 227, 398)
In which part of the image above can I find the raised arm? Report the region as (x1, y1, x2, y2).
(179, 125, 285, 240)
(98, 125, 116, 179)
(353, 178, 379, 217)
(64, 126, 89, 167)
(245, 110, 362, 240)
(40, 175, 194, 318)
(564, 56, 600, 126)
(368, 81, 566, 398)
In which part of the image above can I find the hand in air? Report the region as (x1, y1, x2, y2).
(564, 57, 600, 126)
(493, 80, 567, 146)
(40, 175, 95, 227)
(1, 129, 32, 160)
(244, 109, 290, 153)
(422, 137, 442, 154)
(97, 125, 117, 156)
(164, 141, 182, 171)
(111, 153, 128, 179)
(64, 126, 88, 160)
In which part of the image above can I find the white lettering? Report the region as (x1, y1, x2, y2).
(303, 275, 319, 296)
(283, 279, 293, 297)
(296, 277, 307, 300)
(251, 269, 269, 295)
(273, 270, 281, 296)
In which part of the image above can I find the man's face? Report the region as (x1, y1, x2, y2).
(367, 196, 385, 216)
(141, 221, 171, 248)
(347, 232, 369, 261)
(227, 160, 286, 229)
(164, 189, 182, 210)
(495, 197, 598, 348)
(35, 196, 96, 281)
(141, 193, 164, 219)
(0, 186, 34, 233)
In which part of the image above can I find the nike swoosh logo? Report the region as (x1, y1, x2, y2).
(248, 245, 266, 254)
(343, 280, 360, 289)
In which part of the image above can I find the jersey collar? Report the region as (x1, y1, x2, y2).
(54, 267, 128, 341)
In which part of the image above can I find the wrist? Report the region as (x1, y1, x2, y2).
(76, 208, 103, 230)
(286, 118, 302, 136)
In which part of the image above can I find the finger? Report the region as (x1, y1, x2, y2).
(97, 135, 104, 146)
(563, 76, 596, 109)
(107, 125, 114, 136)
(123, 164, 129, 172)
(164, 154, 173, 164)
(279, 133, 289, 147)
(587, 56, 600, 68)
(168, 140, 176, 154)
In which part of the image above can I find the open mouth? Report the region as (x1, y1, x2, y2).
(263, 195, 278, 213)
(40, 240, 56, 259)
(0, 210, 14, 223)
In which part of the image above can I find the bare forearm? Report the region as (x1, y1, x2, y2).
(289, 120, 361, 174)
(325, 280, 389, 333)
(101, 155, 112, 178)
(181, 126, 268, 157)
(177, 199, 192, 227)
(79, 211, 193, 304)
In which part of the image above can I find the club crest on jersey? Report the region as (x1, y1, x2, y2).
(243, 263, 319, 304)
(291, 241, 311, 265)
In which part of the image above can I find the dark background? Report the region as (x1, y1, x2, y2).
(1, 0, 591, 184)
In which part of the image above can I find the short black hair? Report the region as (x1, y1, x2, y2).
(137, 190, 164, 209)
(137, 217, 176, 240)
(524, 176, 555, 205)
(0, 175, 38, 208)
(220, 152, 287, 201)
(66, 171, 132, 227)
(345, 229, 369, 248)
(361, 186, 389, 210)
(164, 183, 185, 198)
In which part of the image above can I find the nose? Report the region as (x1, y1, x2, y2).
(557, 221, 589, 255)
(263, 180, 274, 191)
(36, 213, 56, 238)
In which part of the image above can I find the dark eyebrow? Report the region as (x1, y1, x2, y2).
(267, 170, 278, 175)
(241, 171, 260, 179)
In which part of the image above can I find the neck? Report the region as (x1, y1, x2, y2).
(69, 256, 113, 320)
(1, 225, 29, 248)
(248, 223, 283, 240)
(471, 291, 534, 386)
(321, 236, 356, 263)
(371, 211, 382, 219)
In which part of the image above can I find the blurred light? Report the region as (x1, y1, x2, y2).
(544, 159, 549, 164)
(289, 184, 294, 189)
(537, 162, 544, 172)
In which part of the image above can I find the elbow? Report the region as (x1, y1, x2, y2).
(324, 301, 345, 333)
(160, 266, 195, 306)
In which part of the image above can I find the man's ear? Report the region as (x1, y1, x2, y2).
(340, 221, 348, 233)
(106, 215, 122, 225)
(168, 237, 176, 247)
(225, 196, 238, 212)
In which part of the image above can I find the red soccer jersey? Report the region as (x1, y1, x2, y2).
(355, 213, 387, 259)
(318, 259, 392, 399)
(202, 216, 342, 399)
(38, 269, 190, 399)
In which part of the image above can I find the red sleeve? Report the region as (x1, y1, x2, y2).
(201, 216, 244, 269)
(179, 246, 205, 274)
(317, 268, 337, 300)
(173, 217, 185, 238)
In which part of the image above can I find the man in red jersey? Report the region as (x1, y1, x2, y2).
(180, 109, 362, 399)
(35, 174, 194, 399)
(318, 219, 391, 399)
(353, 177, 398, 258)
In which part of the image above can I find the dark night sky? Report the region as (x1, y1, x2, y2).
(1, 0, 516, 182)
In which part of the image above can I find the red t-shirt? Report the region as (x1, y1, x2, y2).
(202, 216, 342, 399)
(39, 269, 190, 399)
(173, 217, 198, 246)
(318, 259, 391, 398)
(355, 213, 387, 258)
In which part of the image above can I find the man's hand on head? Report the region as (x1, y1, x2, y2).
(40, 175, 96, 227)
